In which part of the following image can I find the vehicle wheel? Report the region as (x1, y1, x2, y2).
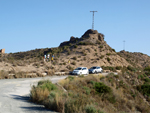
(95, 71, 98, 74)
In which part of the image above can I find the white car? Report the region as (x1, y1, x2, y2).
(89, 66, 103, 74)
(72, 67, 89, 75)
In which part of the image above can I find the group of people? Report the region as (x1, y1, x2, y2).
(43, 54, 54, 62)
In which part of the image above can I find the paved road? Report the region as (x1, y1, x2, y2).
(0, 76, 67, 113)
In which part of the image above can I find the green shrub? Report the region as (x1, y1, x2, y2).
(138, 75, 144, 79)
(145, 71, 150, 76)
(85, 105, 97, 113)
(100, 55, 104, 59)
(74, 45, 78, 48)
(67, 66, 74, 71)
(127, 66, 135, 72)
(116, 66, 122, 70)
(83, 57, 86, 60)
(38, 80, 51, 86)
(83, 86, 91, 95)
(114, 75, 119, 78)
(96, 41, 101, 45)
(67, 76, 75, 81)
(144, 66, 150, 72)
(99, 45, 103, 48)
(144, 66, 150, 76)
(90, 81, 96, 85)
(143, 74, 147, 77)
(68, 43, 72, 46)
(106, 94, 116, 104)
(63, 62, 66, 65)
(65, 94, 91, 113)
(112, 49, 116, 52)
(37, 80, 57, 91)
(72, 56, 77, 60)
(106, 53, 111, 56)
(94, 82, 112, 95)
(137, 84, 150, 97)
(144, 78, 150, 83)
(102, 66, 116, 72)
(78, 42, 94, 45)
(71, 61, 76, 65)
(107, 57, 111, 62)
(67, 51, 70, 55)
(78, 56, 81, 58)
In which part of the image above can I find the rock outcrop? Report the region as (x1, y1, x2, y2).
(81, 29, 104, 42)
(59, 29, 105, 47)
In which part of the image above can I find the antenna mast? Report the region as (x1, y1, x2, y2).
(123, 40, 125, 51)
(90, 11, 97, 30)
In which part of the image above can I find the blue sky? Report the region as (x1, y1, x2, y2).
(0, 0, 150, 56)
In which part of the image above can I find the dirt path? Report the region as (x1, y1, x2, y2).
(0, 76, 67, 113)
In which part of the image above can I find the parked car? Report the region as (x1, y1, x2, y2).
(72, 67, 89, 75)
(89, 66, 103, 74)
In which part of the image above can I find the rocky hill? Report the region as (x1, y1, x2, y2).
(118, 50, 150, 68)
(56, 29, 130, 71)
(0, 29, 149, 78)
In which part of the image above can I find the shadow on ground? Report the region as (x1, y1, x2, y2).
(10, 94, 56, 112)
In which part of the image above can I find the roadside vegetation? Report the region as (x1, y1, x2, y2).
(30, 70, 150, 113)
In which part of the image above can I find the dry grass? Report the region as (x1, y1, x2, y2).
(0, 70, 8, 79)
(29, 72, 150, 113)
(30, 87, 50, 103)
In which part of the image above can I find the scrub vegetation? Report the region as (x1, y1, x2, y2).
(30, 69, 150, 113)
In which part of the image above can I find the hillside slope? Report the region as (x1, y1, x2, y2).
(0, 29, 138, 76)
(118, 50, 150, 68)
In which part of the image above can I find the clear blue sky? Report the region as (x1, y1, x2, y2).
(0, 0, 150, 56)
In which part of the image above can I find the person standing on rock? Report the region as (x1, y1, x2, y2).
(68, 59, 70, 65)
(51, 54, 54, 63)
(44, 54, 46, 62)
(47, 54, 50, 61)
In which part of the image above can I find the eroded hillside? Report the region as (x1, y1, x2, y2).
(0, 29, 132, 77)
(118, 51, 150, 68)
(1, 29, 150, 78)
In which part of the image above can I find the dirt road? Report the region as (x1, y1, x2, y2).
(0, 76, 67, 113)
(0, 73, 113, 113)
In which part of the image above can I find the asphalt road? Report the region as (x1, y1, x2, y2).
(0, 76, 67, 113)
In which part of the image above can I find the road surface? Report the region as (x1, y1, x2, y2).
(0, 76, 67, 113)
(0, 73, 114, 113)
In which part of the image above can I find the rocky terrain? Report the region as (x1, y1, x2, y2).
(118, 50, 150, 68)
(1, 29, 150, 113)
(0, 29, 150, 78)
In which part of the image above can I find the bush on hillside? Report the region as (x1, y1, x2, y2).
(137, 84, 150, 97)
(78, 42, 94, 45)
(144, 66, 150, 72)
(30, 80, 57, 103)
(116, 66, 122, 70)
(107, 57, 111, 62)
(94, 82, 112, 95)
(127, 66, 136, 72)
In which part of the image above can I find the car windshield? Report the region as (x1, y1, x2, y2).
(75, 67, 82, 70)
(90, 67, 97, 69)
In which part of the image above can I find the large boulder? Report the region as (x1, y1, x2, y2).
(81, 29, 105, 43)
